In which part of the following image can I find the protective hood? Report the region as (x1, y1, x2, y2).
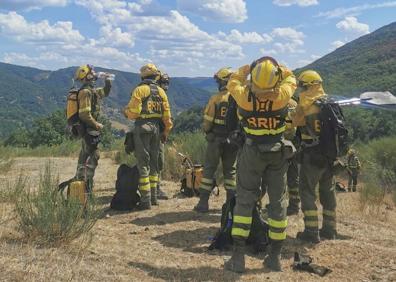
(299, 84, 326, 110)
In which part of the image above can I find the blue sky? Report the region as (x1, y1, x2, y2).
(0, 0, 395, 76)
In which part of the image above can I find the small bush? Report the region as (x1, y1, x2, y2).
(15, 162, 100, 246)
(357, 136, 396, 206)
(162, 131, 206, 180)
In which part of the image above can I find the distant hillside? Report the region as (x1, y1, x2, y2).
(0, 63, 214, 137)
(296, 22, 396, 97)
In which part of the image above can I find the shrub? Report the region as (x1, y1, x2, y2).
(162, 131, 206, 180)
(15, 162, 100, 246)
(357, 136, 396, 206)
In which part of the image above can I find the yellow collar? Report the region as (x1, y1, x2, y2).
(299, 85, 326, 109)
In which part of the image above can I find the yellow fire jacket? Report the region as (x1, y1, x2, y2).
(203, 90, 230, 135)
(291, 84, 326, 141)
(124, 83, 173, 135)
(78, 83, 110, 130)
(227, 64, 297, 143)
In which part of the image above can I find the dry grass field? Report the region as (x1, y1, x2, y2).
(1, 157, 396, 281)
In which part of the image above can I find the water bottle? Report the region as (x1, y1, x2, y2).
(97, 72, 115, 81)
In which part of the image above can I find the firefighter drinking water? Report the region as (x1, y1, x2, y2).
(73, 64, 112, 192)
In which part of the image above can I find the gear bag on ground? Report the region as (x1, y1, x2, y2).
(208, 196, 269, 253)
(110, 164, 141, 211)
(179, 154, 203, 197)
(58, 179, 88, 206)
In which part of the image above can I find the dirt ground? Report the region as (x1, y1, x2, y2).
(1, 157, 396, 282)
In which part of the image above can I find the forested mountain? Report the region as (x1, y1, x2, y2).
(1, 22, 395, 139)
(0, 63, 214, 137)
(295, 22, 396, 97)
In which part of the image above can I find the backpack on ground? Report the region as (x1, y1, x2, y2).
(316, 98, 349, 160)
(208, 196, 269, 253)
(110, 164, 141, 211)
(179, 153, 203, 197)
(66, 86, 85, 138)
(180, 165, 204, 197)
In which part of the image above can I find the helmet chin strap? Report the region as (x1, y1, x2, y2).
(216, 78, 228, 91)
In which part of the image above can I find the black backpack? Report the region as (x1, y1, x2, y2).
(110, 164, 140, 211)
(317, 98, 349, 160)
(208, 197, 269, 253)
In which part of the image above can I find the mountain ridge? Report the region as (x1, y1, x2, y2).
(1, 21, 395, 138)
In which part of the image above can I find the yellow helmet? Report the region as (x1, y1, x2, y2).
(298, 70, 323, 87)
(140, 63, 159, 78)
(214, 67, 232, 81)
(75, 64, 95, 81)
(251, 58, 281, 90)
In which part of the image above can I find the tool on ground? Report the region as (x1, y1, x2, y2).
(293, 252, 332, 277)
(178, 152, 204, 197)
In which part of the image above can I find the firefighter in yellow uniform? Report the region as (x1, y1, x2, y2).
(224, 57, 297, 273)
(292, 70, 337, 243)
(347, 149, 361, 192)
(194, 68, 238, 212)
(124, 64, 173, 210)
(74, 64, 112, 191)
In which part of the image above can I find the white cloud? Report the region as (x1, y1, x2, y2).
(99, 25, 135, 47)
(336, 17, 369, 35)
(273, 0, 318, 7)
(0, 0, 68, 10)
(74, 1, 245, 71)
(331, 40, 345, 49)
(317, 1, 396, 18)
(260, 48, 278, 56)
(3, 42, 147, 72)
(177, 0, 247, 23)
(272, 27, 305, 41)
(218, 29, 273, 44)
(0, 11, 84, 43)
(271, 27, 305, 53)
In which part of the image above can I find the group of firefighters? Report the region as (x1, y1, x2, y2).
(71, 57, 360, 273)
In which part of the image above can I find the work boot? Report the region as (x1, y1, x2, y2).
(296, 230, 320, 244)
(348, 186, 352, 192)
(151, 188, 158, 206)
(225, 189, 236, 203)
(224, 240, 245, 273)
(287, 201, 300, 216)
(352, 185, 357, 192)
(157, 183, 169, 200)
(264, 241, 282, 272)
(137, 201, 151, 210)
(193, 190, 210, 213)
(320, 228, 337, 240)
